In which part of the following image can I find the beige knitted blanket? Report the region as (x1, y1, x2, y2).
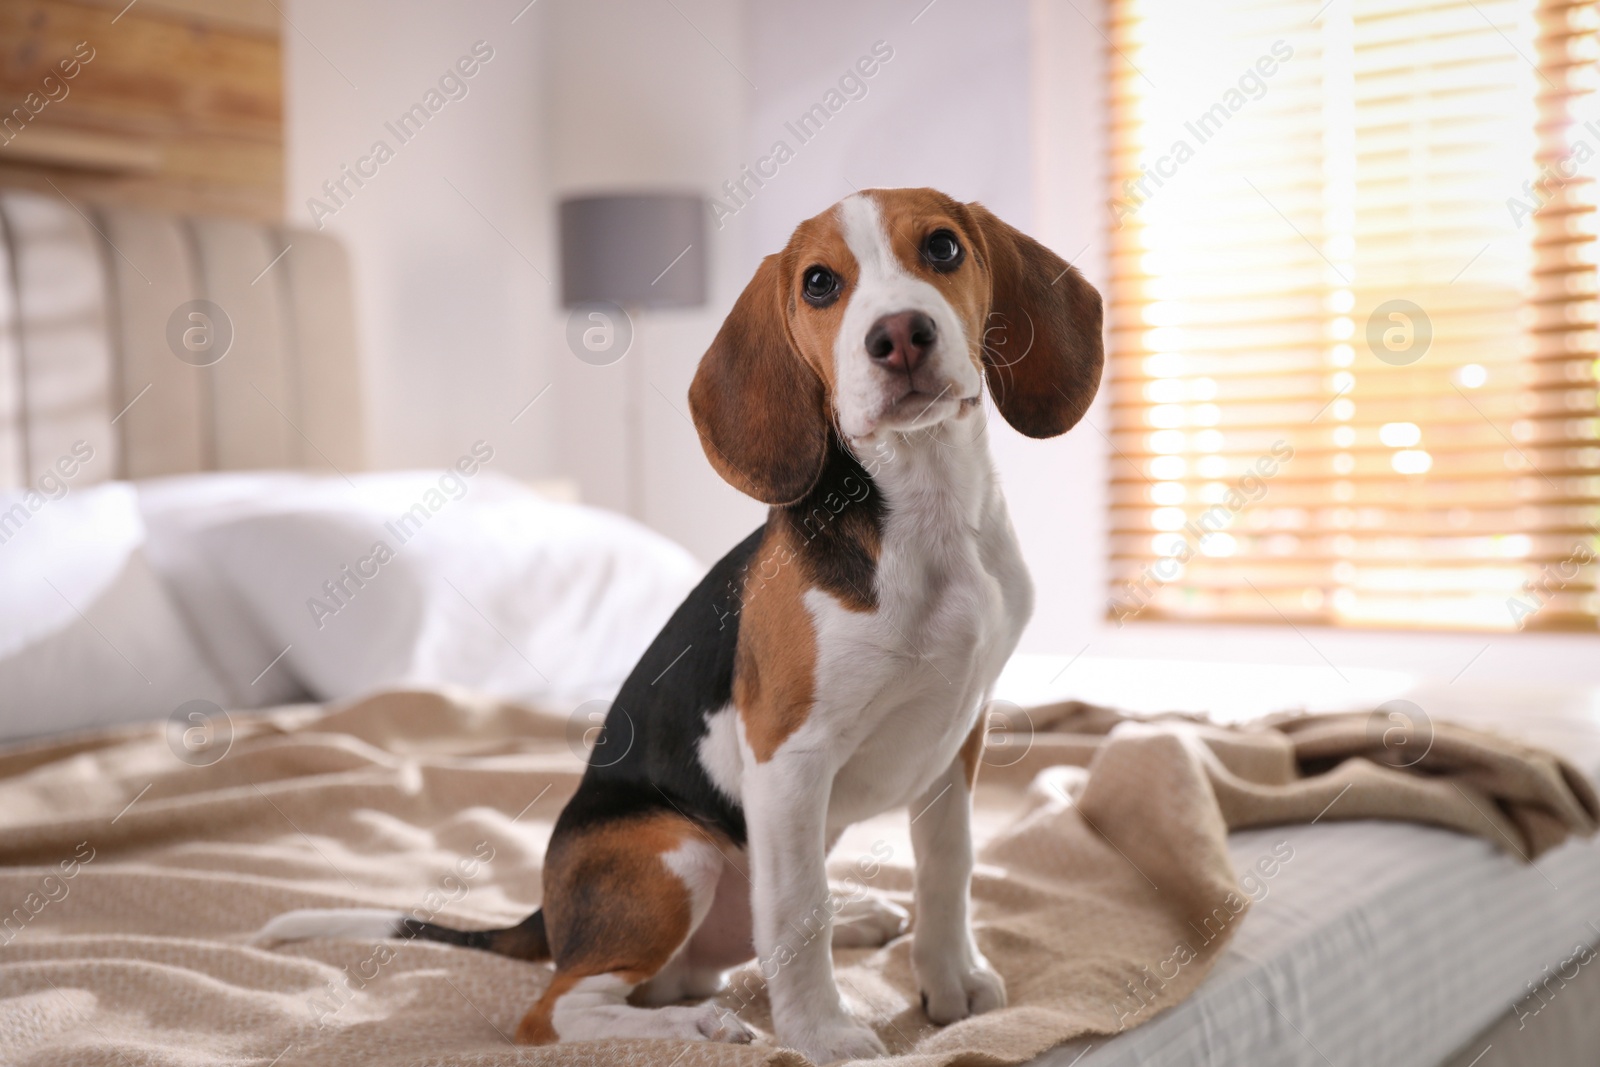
(0, 690, 1593, 1066)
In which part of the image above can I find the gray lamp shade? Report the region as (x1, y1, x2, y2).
(559, 192, 708, 309)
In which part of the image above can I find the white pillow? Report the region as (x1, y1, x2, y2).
(138, 471, 324, 707)
(0, 482, 230, 741)
(167, 470, 702, 706)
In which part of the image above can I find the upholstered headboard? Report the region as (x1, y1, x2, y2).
(0, 189, 364, 488)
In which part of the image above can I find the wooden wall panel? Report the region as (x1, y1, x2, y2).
(0, 0, 282, 221)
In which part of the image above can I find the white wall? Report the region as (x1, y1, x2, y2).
(1020, 0, 1111, 658)
(284, 0, 553, 480)
(741, 1, 1032, 256)
(543, 0, 764, 563)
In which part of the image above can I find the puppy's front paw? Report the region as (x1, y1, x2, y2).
(788, 1017, 887, 1064)
(918, 959, 1006, 1025)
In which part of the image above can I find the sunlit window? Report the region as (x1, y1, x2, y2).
(1107, 0, 1600, 631)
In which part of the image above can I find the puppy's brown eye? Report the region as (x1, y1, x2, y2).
(802, 266, 839, 306)
(924, 230, 962, 271)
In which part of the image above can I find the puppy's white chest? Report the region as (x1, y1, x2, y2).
(809, 492, 1029, 825)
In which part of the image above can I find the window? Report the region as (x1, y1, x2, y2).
(1106, 0, 1600, 631)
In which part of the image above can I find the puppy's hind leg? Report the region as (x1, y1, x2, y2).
(526, 972, 752, 1045)
(831, 890, 909, 949)
(514, 813, 755, 1046)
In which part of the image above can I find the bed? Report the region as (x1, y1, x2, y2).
(1, 190, 1596, 1066)
(996, 660, 1600, 1067)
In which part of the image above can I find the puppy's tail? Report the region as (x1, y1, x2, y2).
(253, 906, 550, 961)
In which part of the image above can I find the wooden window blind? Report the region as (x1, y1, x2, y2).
(1105, 0, 1600, 631)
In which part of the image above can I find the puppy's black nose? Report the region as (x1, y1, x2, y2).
(865, 311, 936, 373)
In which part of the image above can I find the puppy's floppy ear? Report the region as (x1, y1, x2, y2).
(689, 254, 828, 506)
(966, 202, 1104, 438)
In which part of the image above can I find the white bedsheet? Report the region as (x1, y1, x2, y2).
(993, 661, 1600, 1067)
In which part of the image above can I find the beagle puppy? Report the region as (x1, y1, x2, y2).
(258, 187, 1102, 1063)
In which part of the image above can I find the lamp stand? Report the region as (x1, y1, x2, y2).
(624, 304, 644, 521)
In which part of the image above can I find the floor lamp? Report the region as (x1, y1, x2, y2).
(558, 192, 707, 519)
